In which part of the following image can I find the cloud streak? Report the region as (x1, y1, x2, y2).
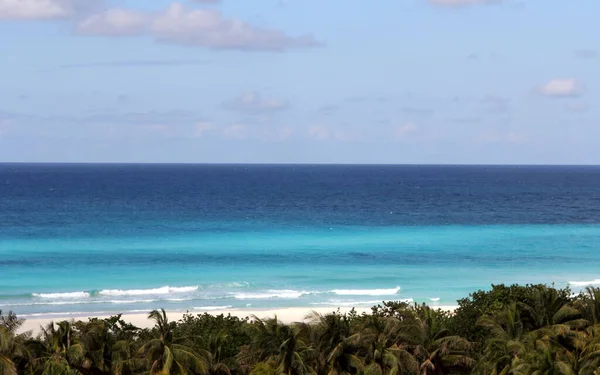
(224, 92, 290, 114)
(428, 0, 501, 7)
(75, 2, 321, 51)
(59, 59, 212, 68)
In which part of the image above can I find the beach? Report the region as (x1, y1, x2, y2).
(17, 305, 460, 335)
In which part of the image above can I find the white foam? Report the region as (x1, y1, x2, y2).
(33, 292, 90, 299)
(429, 297, 440, 302)
(193, 305, 233, 311)
(233, 290, 308, 300)
(229, 282, 250, 288)
(99, 285, 198, 296)
(311, 300, 383, 307)
(569, 279, 600, 287)
(108, 299, 156, 304)
(331, 286, 401, 296)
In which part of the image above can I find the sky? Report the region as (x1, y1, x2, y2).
(0, 0, 598, 164)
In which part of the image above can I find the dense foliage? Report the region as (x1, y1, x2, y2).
(3, 284, 600, 375)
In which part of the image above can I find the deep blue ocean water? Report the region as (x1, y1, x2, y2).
(1, 164, 600, 317)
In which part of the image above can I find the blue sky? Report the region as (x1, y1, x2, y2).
(0, 0, 598, 164)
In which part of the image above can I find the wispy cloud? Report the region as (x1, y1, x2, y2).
(75, 3, 321, 51)
(481, 95, 511, 114)
(59, 59, 212, 68)
(401, 106, 434, 115)
(565, 102, 589, 112)
(575, 49, 597, 59)
(0, 0, 99, 20)
(478, 131, 527, 143)
(428, 0, 501, 7)
(224, 92, 290, 115)
(317, 105, 340, 115)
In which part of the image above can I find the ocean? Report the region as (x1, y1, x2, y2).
(1, 164, 600, 318)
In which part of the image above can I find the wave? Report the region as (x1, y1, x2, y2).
(569, 279, 600, 287)
(98, 285, 198, 296)
(32, 292, 90, 299)
(311, 300, 383, 307)
(331, 286, 401, 296)
(429, 297, 440, 302)
(193, 305, 233, 311)
(233, 290, 309, 300)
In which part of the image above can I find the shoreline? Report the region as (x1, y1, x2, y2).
(17, 305, 459, 335)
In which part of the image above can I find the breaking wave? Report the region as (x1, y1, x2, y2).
(33, 292, 90, 299)
(331, 286, 401, 296)
(569, 279, 600, 287)
(233, 290, 309, 300)
(98, 286, 199, 296)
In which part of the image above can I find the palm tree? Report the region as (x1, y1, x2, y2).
(201, 330, 234, 375)
(308, 312, 363, 375)
(360, 316, 419, 375)
(138, 309, 207, 375)
(520, 285, 579, 329)
(399, 305, 473, 375)
(72, 315, 141, 375)
(476, 302, 526, 375)
(249, 316, 313, 375)
(33, 320, 84, 375)
(574, 287, 600, 326)
(0, 310, 27, 375)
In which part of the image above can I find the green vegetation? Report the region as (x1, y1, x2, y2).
(3, 284, 600, 375)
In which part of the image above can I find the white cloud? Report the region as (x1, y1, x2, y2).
(308, 125, 329, 140)
(478, 131, 527, 143)
(277, 126, 294, 141)
(538, 79, 582, 98)
(76, 8, 148, 36)
(575, 49, 597, 59)
(0, 119, 11, 136)
(428, 0, 501, 7)
(223, 124, 246, 139)
(566, 102, 589, 112)
(135, 124, 171, 137)
(395, 122, 417, 138)
(151, 3, 319, 50)
(75, 2, 319, 51)
(224, 91, 289, 114)
(333, 129, 361, 142)
(194, 122, 214, 137)
(0, 0, 86, 20)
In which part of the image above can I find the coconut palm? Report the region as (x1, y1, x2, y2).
(72, 315, 141, 375)
(249, 317, 313, 375)
(360, 315, 419, 375)
(308, 312, 363, 375)
(520, 286, 579, 330)
(399, 305, 473, 375)
(476, 302, 527, 375)
(1, 310, 29, 375)
(574, 287, 600, 326)
(32, 320, 84, 375)
(201, 330, 234, 375)
(138, 309, 207, 375)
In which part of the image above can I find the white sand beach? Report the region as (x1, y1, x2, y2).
(18, 305, 458, 335)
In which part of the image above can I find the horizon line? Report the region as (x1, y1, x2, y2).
(1, 162, 600, 167)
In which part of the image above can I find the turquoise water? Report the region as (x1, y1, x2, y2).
(1, 164, 600, 317)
